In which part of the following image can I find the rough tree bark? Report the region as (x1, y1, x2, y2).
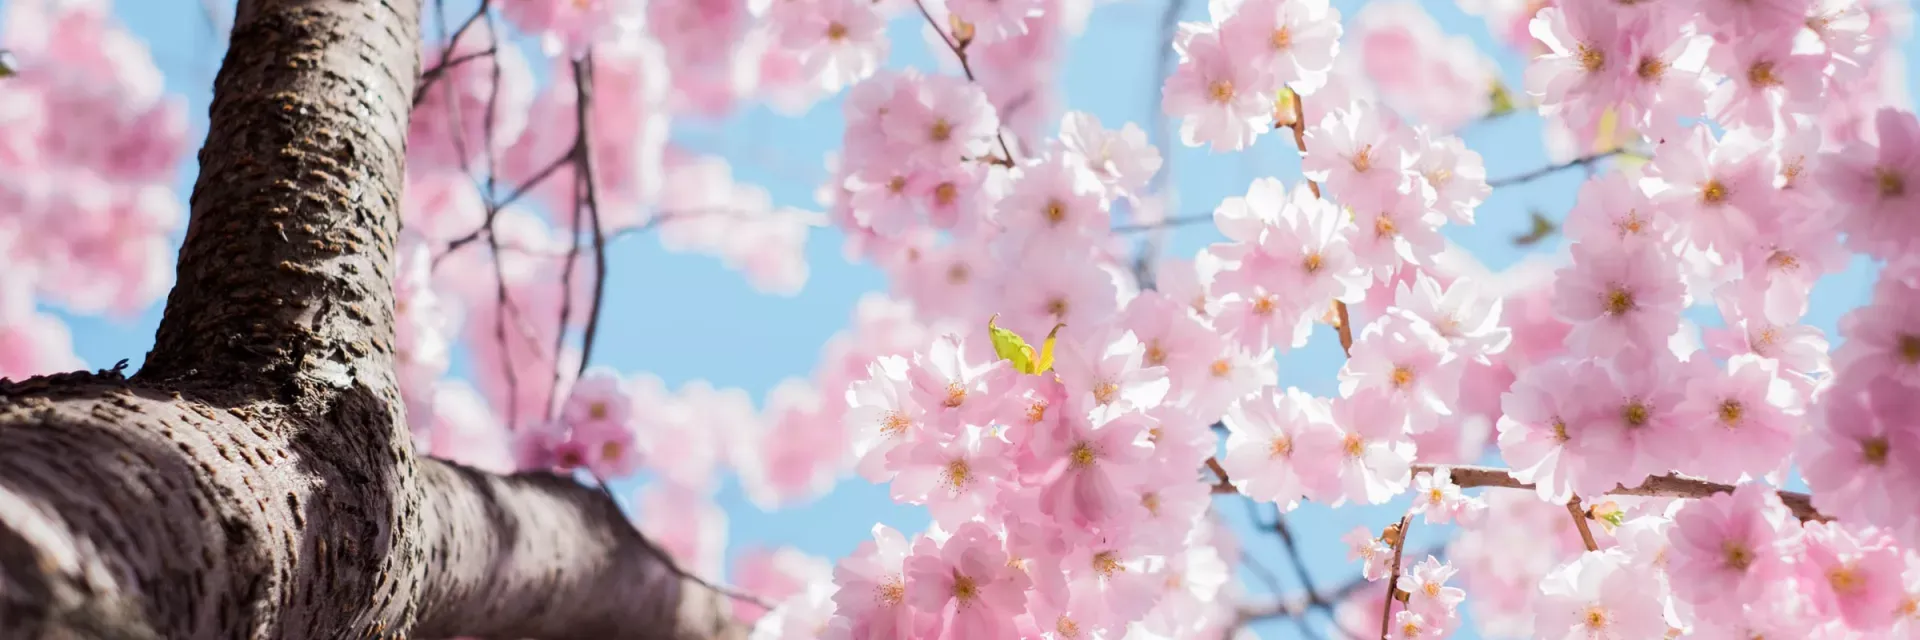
(0, 1, 745, 638)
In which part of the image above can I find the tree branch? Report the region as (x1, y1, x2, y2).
(1487, 150, 1626, 188)
(141, 0, 420, 407)
(1567, 496, 1599, 552)
(1377, 514, 1412, 640)
(1419, 464, 1827, 522)
(411, 461, 747, 639)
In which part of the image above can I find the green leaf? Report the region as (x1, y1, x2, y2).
(987, 315, 1037, 374)
(1034, 323, 1065, 374)
(1487, 81, 1516, 118)
(1512, 210, 1557, 247)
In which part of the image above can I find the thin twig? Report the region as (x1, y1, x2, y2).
(1415, 463, 1827, 522)
(1487, 149, 1626, 188)
(415, 0, 493, 106)
(1567, 496, 1600, 552)
(1278, 88, 1355, 354)
(1112, 213, 1212, 233)
(910, 0, 1018, 165)
(1378, 513, 1413, 640)
(1273, 512, 1332, 612)
(572, 55, 611, 380)
(1127, 0, 1191, 290)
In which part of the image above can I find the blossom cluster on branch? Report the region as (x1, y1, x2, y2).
(7, 0, 1920, 637)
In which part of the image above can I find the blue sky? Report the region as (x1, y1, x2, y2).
(15, 0, 1919, 637)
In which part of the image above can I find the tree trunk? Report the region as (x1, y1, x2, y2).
(0, 1, 745, 638)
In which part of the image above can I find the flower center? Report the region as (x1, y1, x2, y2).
(1070, 442, 1097, 468)
(600, 441, 623, 461)
(1351, 145, 1374, 173)
(1636, 56, 1665, 80)
(1025, 401, 1047, 423)
(1603, 286, 1635, 315)
(1270, 27, 1292, 50)
(1717, 399, 1743, 426)
(1046, 297, 1069, 317)
(1144, 341, 1168, 367)
(1584, 606, 1610, 629)
(930, 119, 954, 142)
(1210, 359, 1232, 377)
(944, 458, 971, 489)
(934, 182, 958, 206)
(1373, 213, 1397, 238)
(1390, 366, 1415, 389)
(1093, 380, 1120, 405)
(1723, 541, 1754, 571)
(944, 382, 967, 408)
(1863, 437, 1891, 465)
(1429, 488, 1445, 504)
(1702, 179, 1729, 205)
(1303, 252, 1324, 273)
(946, 263, 970, 284)
(1425, 167, 1453, 188)
(1141, 492, 1161, 516)
(826, 21, 848, 40)
(1747, 61, 1780, 87)
(588, 401, 608, 420)
(1828, 566, 1863, 594)
(1044, 199, 1068, 225)
(1768, 251, 1799, 271)
(887, 175, 908, 193)
(1055, 616, 1081, 638)
(1879, 167, 1908, 199)
(878, 577, 905, 607)
(1269, 436, 1293, 458)
(557, 448, 583, 468)
(1343, 432, 1365, 457)
(1577, 44, 1605, 73)
(1622, 400, 1651, 428)
(882, 411, 913, 437)
(952, 573, 979, 604)
(1900, 334, 1920, 363)
(1208, 80, 1235, 103)
(1251, 294, 1278, 316)
(1551, 417, 1571, 443)
(1092, 551, 1124, 577)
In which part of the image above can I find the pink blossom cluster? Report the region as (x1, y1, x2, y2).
(805, 325, 1239, 638)
(0, 0, 185, 337)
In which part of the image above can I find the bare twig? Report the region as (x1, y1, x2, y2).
(572, 56, 612, 380)
(1112, 213, 1212, 233)
(1487, 149, 1626, 188)
(1378, 513, 1413, 640)
(1567, 496, 1600, 552)
(416, 0, 494, 106)
(1417, 464, 1827, 522)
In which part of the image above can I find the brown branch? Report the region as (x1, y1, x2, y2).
(1378, 514, 1413, 640)
(1487, 149, 1625, 188)
(1420, 464, 1827, 522)
(412, 461, 749, 639)
(573, 56, 612, 379)
(414, 0, 493, 106)
(1277, 88, 1352, 355)
(1567, 496, 1599, 552)
(0, 1, 756, 638)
